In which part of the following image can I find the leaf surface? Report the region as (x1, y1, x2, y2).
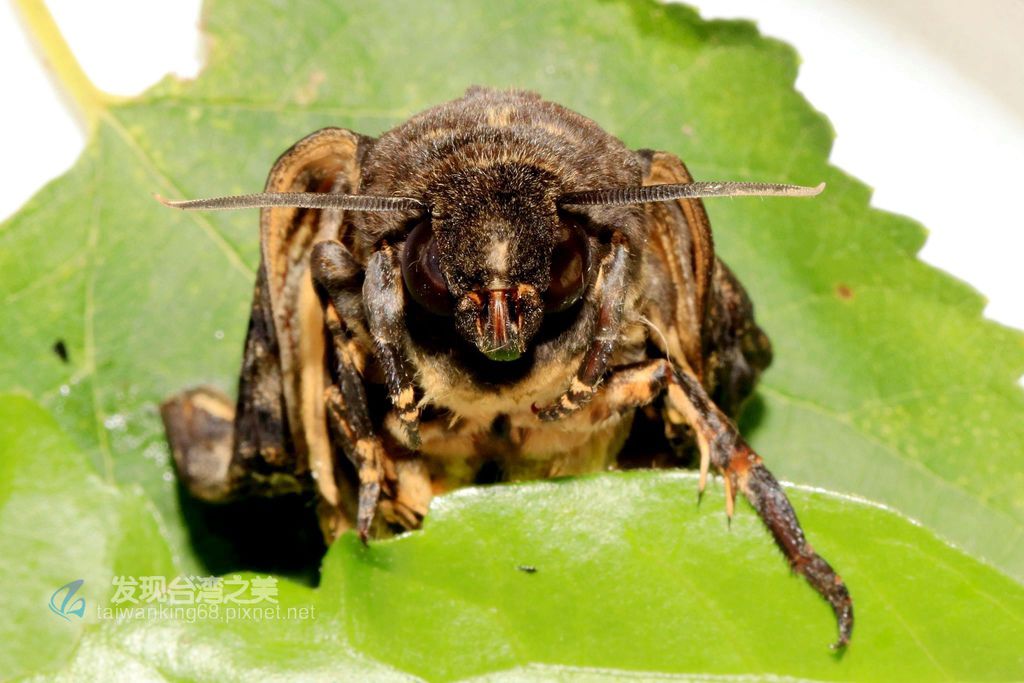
(2, 1, 1023, 680)
(4, 396, 1023, 681)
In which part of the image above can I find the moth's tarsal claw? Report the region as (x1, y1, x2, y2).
(723, 472, 736, 520)
(356, 478, 381, 545)
(743, 462, 855, 648)
(354, 438, 386, 544)
(698, 446, 710, 493)
(825, 574, 853, 651)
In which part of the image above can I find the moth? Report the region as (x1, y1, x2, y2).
(159, 87, 852, 646)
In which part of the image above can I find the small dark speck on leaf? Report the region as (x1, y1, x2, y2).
(517, 565, 537, 574)
(52, 339, 69, 363)
(836, 284, 854, 300)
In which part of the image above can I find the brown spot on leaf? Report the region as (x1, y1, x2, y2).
(836, 284, 853, 300)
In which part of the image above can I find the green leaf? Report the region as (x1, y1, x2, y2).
(0, 395, 176, 678)
(3, 0, 1024, 679)
(3, 409, 1022, 681)
(320, 475, 1024, 681)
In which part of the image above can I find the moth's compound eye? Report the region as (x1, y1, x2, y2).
(401, 219, 452, 316)
(544, 219, 591, 313)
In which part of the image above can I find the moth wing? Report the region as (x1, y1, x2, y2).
(637, 150, 715, 377)
(258, 127, 372, 516)
(638, 150, 771, 414)
(162, 129, 364, 501)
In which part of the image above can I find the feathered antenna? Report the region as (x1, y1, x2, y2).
(155, 192, 426, 212)
(155, 180, 823, 212)
(558, 181, 825, 206)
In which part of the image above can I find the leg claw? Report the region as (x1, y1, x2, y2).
(357, 478, 381, 545)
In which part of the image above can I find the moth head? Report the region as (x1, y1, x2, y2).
(399, 164, 593, 361)
(392, 168, 824, 362)
(156, 178, 822, 364)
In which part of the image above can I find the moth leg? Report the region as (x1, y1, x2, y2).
(664, 363, 854, 648)
(320, 320, 431, 539)
(323, 382, 383, 543)
(311, 240, 394, 542)
(590, 358, 673, 419)
(598, 358, 855, 646)
(376, 457, 432, 531)
(364, 243, 421, 446)
(313, 240, 432, 539)
(536, 234, 631, 421)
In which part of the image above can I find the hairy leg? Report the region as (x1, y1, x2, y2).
(535, 234, 630, 421)
(363, 243, 421, 445)
(665, 363, 854, 648)
(311, 237, 432, 540)
(570, 355, 853, 647)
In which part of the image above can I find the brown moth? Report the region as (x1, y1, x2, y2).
(159, 87, 852, 646)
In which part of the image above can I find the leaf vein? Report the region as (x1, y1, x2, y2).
(101, 111, 255, 280)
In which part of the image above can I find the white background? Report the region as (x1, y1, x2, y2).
(2, 0, 1023, 332)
